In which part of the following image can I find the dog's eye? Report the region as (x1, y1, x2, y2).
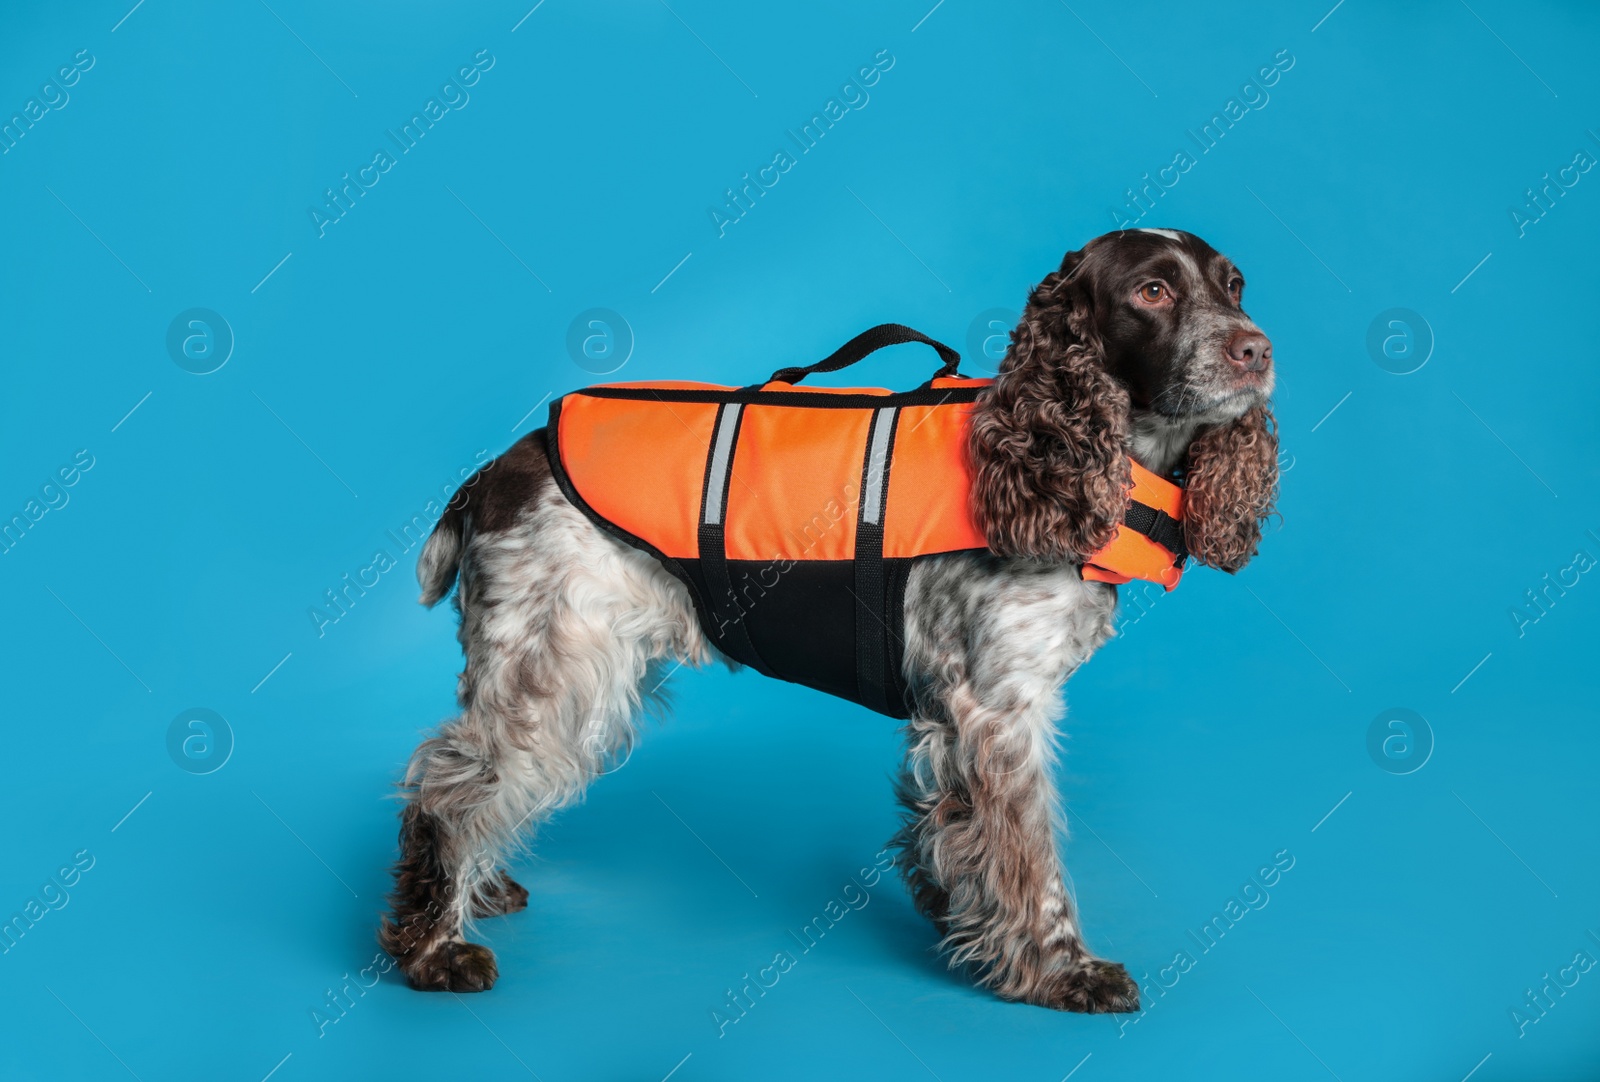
(1228, 276, 1244, 300)
(1137, 282, 1166, 304)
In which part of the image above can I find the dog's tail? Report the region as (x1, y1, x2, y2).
(417, 482, 472, 608)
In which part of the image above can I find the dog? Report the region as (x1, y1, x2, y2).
(379, 227, 1278, 1013)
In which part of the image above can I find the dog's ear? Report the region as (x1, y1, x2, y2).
(1183, 405, 1279, 572)
(969, 250, 1132, 562)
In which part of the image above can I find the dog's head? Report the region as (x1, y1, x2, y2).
(969, 228, 1278, 572)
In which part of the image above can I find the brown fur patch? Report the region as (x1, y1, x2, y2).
(1183, 405, 1279, 572)
(968, 256, 1133, 562)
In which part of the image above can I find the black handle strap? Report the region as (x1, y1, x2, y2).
(767, 323, 962, 385)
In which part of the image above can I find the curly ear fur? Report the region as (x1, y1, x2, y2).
(1183, 405, 1278, 573)
(969, 259, 1131, 562)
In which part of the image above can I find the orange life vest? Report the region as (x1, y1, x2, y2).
(545, 325, 1186, 718)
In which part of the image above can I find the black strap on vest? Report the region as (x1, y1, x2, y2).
(696, 402, 776, 678)
(768, 324, 962, 385)
(852, 406, 901, 716)
(1122, 500, 1188, 565)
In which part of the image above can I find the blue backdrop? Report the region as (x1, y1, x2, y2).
(2, 1, 1597, 1079)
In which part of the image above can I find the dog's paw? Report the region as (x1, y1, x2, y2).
(1037, 959, 1140, 1014)
(473, 873, 529, 918)
(403, 940, 499, 993)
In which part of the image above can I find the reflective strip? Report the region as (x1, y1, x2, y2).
(861, 407, 897, 526)
(702, 403, 742, 525)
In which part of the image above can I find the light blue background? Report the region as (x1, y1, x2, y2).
(2, 1, 1597, 1079)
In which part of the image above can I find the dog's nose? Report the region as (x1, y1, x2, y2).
(1225, 330, 1272, 373)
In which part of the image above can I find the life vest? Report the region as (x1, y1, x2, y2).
(545, 325, 1186, 719)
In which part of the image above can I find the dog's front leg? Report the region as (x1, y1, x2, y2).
(892, 691, 1139, 1013)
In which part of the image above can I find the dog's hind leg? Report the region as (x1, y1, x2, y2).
(892, 557, 1139, 1013)
(472, 869, 529, 918)
(381, 465, 709, 992)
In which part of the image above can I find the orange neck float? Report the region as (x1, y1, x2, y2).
(1082, 460, 1187, 590)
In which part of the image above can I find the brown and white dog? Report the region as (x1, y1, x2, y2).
(379, 228, 1278, 1012)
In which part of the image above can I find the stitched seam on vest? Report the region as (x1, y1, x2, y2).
(574, 386, 987, 408)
